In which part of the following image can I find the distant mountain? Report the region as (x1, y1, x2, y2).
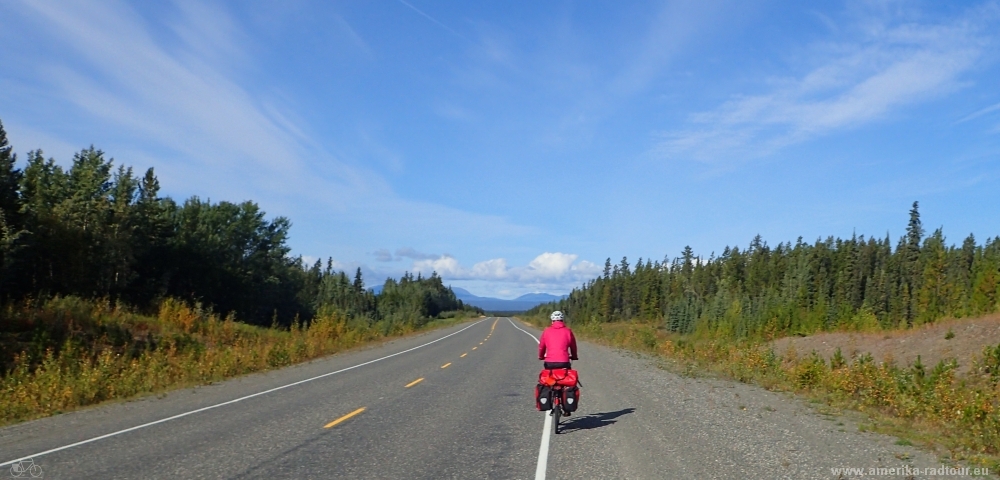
(367, 284, 564, 312)
(450, 287, 565, 312)
(512, 292, 564, 303)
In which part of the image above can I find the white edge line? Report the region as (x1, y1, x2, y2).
(535, 412, 552, 480)
(507, 317, 538, 343)
(0, 318, 489, 467)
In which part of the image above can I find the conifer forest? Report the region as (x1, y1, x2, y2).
(0, 119, 477, 328)
(533, 203, 1000, 338)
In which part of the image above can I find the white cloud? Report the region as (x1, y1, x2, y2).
(657, 6, 995, 163)
(470, 258, 508, 279)
(525, 252, 578, 278)
(412, 255, 463, 277)
(410, 252, 600, 285)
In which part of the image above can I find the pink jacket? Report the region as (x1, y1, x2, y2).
(538, 321, 578, 363)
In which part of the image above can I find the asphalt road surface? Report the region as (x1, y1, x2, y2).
(0, 317, 951, 479)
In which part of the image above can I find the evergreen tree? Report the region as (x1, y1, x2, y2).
(0, 121, 20, 223)
(907, 201, 924, 252)
(0, 122, 25, 296)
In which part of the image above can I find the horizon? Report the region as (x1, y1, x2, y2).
(2, 1, 998, 298)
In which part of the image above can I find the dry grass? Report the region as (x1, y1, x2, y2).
(0, 297, 472, 426)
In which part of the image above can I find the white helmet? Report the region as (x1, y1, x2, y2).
(550, 311, 565, 322)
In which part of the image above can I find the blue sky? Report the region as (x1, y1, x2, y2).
(2, 1, 999, 298)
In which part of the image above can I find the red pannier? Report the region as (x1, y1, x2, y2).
(538, 368, 579, 387)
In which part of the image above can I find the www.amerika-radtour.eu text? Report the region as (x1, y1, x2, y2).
(830, 465, 990, 477)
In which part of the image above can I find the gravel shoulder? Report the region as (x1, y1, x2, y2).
(526, 323, 953, 480)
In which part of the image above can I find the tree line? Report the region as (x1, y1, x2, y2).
(0, 119, 478, 327)
(531, 203, 1000, 338)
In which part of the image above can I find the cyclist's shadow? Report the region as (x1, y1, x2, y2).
(557, 408, 635, 434)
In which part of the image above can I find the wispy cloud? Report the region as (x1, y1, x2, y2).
(612, 0, 739, 96)
(657, 6, 996, 163)
(959, 101, 1000, 123)
(2, 0, 534, 254)
(15, 0, 317, 192)
(397, 0, 466, 40)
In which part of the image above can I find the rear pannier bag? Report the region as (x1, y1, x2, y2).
(539, 368, 579, 387)
(535, 384, 554, 411)
(562, 385, 580, 412)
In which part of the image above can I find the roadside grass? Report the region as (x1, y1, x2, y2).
(522, 315, 1000, 471)
(0, 297, 478, 426)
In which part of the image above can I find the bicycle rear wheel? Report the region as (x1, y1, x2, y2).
(553, 396, 561, 434)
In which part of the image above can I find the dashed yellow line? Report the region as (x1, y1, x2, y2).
(472, 346, 477, 350)
(460, 353, 467, 358)
(405, 378, 424, 388)
(324, 407, 365, 428)
(441, 362, 452, 369)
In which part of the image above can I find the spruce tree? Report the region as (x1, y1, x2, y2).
(0, 120, 21, 220)
(906, 201, 924, 253)
(0, 120, 25, 296)
(354, 267, 364, 293)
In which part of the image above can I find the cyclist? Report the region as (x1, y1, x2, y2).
(539, 310, 578, 369)
(539, 310, 579, 416)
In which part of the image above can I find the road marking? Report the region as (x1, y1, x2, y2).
(0, 318, 487, 468)
(460, 353, 467, 358)
(508, 317, 539, 342)
(324, 407, 366, 428)
(535, 412, 553, 479)
(441, 362, 452, 369)
(472, 346, 477, 350)
(405, 378, 424, 388)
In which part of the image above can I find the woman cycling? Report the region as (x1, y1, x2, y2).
(538, 310, 578, 369)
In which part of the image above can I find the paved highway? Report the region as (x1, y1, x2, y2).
(0, 317, 947, 479)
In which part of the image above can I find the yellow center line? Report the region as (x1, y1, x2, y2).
(324, 407, 366, 428)
(460, 353, 467, 358)
(405, 378, 424, 388)
(441, 362, 452, 368)
(472, 346, 477, 350)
